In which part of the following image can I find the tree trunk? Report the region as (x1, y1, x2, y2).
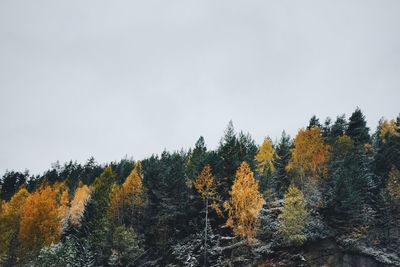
(204, 197, 208, 267)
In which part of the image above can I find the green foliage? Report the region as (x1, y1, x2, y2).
(271, 131, 292, 197)
(109, 226, 143, 267)
(278, 185, 308, 245)
(81, 166, 116, 266)
(346, 108, 370, 145)
(326, 135, 377, 225)
(35, 238, 78, 267)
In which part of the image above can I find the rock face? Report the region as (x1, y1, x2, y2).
(302, 239, 394, 267)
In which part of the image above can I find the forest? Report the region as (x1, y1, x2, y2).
(1, 107, 400, 266)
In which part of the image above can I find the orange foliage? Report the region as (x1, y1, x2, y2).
(18, 182, 68, 256)
(224, 162, 265, 238)
(286, 128, 330, 182)
(0, 187, 29, 257)
(109, 161, 144, 224)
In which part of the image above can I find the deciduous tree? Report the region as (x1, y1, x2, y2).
(194, 164, 217, 266)
(286, 127, 330, 184)
(19, 182, 68, 258)
(224, 162, 265, 239)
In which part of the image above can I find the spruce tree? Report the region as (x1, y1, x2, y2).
(346, 108, 370, 145)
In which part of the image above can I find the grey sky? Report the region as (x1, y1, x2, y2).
(1, 1, 399, 175)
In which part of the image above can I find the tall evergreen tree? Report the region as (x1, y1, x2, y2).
(346, 108, 370, 146)
(217, 121, 240, 198)
(80, 166, 116, 266)
(272, 131, 292, 198)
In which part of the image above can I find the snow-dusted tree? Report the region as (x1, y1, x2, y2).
(108, 225, 143, 267)
(278, 185, 308, 245)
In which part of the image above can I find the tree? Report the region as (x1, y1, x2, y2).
(326, 135, 377, 225)
(278, 185, 308, 245)
(286, 127, 330, 184)
(217, 121, 240, 198)
(255, 138, 276, 175)
(19, 182, 68, 259)
(109, 161, 145, 227)
(387, 166, 400, 203)
(346, 107, 370, 146)
(0, 171, 28, 201)
(0, 187, 29, 266)
(272, 131, 292, 197)
(108, 226, 143, 267)
(307, 115, 321, 129)
(80, 166, 116, 266)
(327, 114, 347, 144)
(379, 119, 399, 143)
(188, 136, 208, 178)
(194, 164, 217, 266)
(224, 162, 265, 239)
(69, 182, 91, 227)
(255, 138, 276, 194)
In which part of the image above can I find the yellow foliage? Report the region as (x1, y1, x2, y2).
(380, 119, 399, 143)
(350, 226, 370, 239)
(278, 185, 308, 245)
(108, 161, 145, 224)
(224, 162, 265, 239)
(18, 183, 68, 257)
(194, 164, 217, 199)
(286, 128, 330, 182)
(69, 183, 91, 226)
(255, 138, 276, 174)
(0, 187, 29, 258)
(387, 166, 400, 203)
(122, 161, 144, 207)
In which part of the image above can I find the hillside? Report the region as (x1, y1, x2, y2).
(1, 108, 400, 266)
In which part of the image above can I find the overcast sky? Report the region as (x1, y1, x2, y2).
(0, 1, 399, 175)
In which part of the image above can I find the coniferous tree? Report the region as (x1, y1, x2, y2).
(327, 114, 347, 144)
(0, 171, 28, 201)
(278, 185, 308, 245)
(307, 115, 322, 129)
(80, 166, 116, 266)
(217, 121, 240, 198)
(346, 108, 370, 146)
(272, 131, 292, 198)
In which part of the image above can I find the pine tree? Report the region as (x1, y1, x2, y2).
(307, 115, 322, 129)
(224, 162, 265, 239)
(217, 121, 240, 198)
(272, 131, 292, 198)
(81, 166, 116, 266)
(326, 135, 377, 226)
(346, 107, 370, 146)
(278, 185, 308, 245)
(327, 114, 347, 144)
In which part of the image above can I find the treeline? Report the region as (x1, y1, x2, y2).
(0, 108, 400, 266)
